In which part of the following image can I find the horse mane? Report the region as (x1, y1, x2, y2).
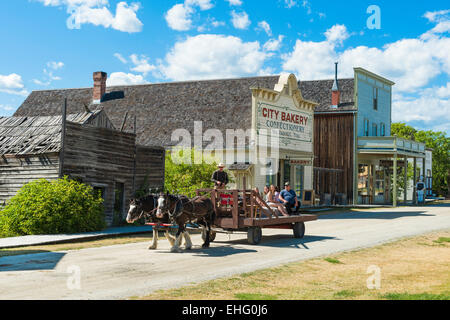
(138, 194, 156, 202)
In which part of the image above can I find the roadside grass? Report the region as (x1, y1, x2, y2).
(0, 233, 153, 257)
(434, 237, 450, 244)
(137, 230, 450, 300)
(324, 258, 342, 264)
(382, 292, 450, 300)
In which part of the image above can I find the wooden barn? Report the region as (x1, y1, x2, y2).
(0, 109, 164, 225)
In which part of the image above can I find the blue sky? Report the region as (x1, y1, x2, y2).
(0, 0, 449, 134)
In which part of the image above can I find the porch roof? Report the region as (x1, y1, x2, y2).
(357, 136, 426, 158)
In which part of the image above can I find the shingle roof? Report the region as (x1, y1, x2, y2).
(14, 76, 355, 148)
(0, 110, 108, 156)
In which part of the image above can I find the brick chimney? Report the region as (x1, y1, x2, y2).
(331, 62, 340, 108)
(93, 71, 107, 104)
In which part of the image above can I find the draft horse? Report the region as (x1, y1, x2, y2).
(156, 193, 215, 253)
(126, 194, 177, 250)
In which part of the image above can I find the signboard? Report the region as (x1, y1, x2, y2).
(256, 102, 313, 150)
(290, 159, 312, 166)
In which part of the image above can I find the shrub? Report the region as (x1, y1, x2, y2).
(0, 177, 106, 237)
(164, 148, 232, 198)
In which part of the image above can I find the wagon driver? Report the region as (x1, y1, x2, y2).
(211, 163, 229, 189)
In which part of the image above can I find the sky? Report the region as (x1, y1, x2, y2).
(0, 0, 449, 135)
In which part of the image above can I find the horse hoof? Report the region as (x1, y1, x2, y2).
(148, 246, 157, 250)
(185, 246, 192, 250)
(202, 244, 210, 249)
(170, 247, 182, 253)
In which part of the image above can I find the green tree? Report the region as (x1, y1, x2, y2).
(0, 177, 105, 238)
(164, 148, 231, 197)
(392, 123, 450, 196)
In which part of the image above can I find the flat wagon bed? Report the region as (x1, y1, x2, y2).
(196, 189, 318, 244)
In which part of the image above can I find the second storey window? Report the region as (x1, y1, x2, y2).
(372, 123, 378, 136)
(364, 119, 370, 136)
(373, 87, 378, 110)
(380, 123, 386, 136)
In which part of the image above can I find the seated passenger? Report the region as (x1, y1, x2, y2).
(254, 187, 278, 218)
(267, 185, 289, 216)
(279, 182, 300, 215)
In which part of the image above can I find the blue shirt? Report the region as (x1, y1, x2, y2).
(280, 189, 297, 205)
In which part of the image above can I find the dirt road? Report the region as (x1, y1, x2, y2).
(1, 204, 449, 299)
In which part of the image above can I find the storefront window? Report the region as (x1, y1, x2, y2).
(295, 165, 304, 199)
(283, 161, 291, 185)
(374, 166, 385, 203)
(358, 164, 369, 203)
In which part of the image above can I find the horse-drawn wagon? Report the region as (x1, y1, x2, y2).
(196, 189, 318, 245)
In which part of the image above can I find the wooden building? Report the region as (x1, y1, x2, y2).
(313, 65, 427, 206)
(12, 69, 426, 207)
(0, 110, 164, 225)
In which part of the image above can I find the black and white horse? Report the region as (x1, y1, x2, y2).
(126, 194, 177, 250)
(156, 193, 215, 253)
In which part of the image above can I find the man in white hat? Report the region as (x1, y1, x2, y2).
(211, 163, 229, 189)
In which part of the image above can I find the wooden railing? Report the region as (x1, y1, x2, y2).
(196, 189, 280, 226)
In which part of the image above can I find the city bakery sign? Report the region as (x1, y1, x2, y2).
(256, 102, 313, 150)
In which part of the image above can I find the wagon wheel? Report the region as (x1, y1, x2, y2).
(201, 229, 217, 242)
(293, 222, 305, 238)
(247, 227, 262, 245)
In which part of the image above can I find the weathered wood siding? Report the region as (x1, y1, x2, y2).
(135, 146, 165, 192)
(62, 122, 136, 225)
(0, 154, 59, 203)
(314, 113, 354, 203)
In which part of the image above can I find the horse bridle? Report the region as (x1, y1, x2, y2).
(135, 196, 158, 221)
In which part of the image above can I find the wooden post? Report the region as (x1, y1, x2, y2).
(132, 111, 137, 195)
(58, 98, 67, 179)
(393, 155, 397, 207)
(413, 157, 417, 205)
(404, 156, 408, 204)
(232, 190, 239, 228)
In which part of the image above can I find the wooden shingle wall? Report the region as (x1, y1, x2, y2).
(135, 146, 165, 192)
(62, 122, 136, 224)
(0, 154, 60, 203)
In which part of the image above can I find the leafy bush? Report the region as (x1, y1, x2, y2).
(165, 148, 232, 198)
(0, 177, 105, 237)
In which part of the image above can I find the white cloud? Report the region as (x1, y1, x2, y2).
(106, 72, 148, 86)
(423, 9, 450, 22)
(159, 34, 271, 81)
(0, 73, 28, 96)
(263, 35, 284, 52)
(282, 21, 450, 92)
(33, 62, 64, 87)
(129, 54, 156, 76)
(324, 24, 349, 45)
(258, 21, 272, 36)
(37, 0, 143, 33)
(226, 0, 242, 6)
(282, 16, 450, 132)
(284, 0, 297, 9)
(165, 3, 193, 31)
(46, 61, 64, 70)
(0, 104, 15, 111)
(231, 10, 250, 29)
(436, 82, 450, 98)
(392, 89, 450, 132)
(114, 53, 128, 64)
(185, 0, 213, 11)
(165, 0, 214, 31)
